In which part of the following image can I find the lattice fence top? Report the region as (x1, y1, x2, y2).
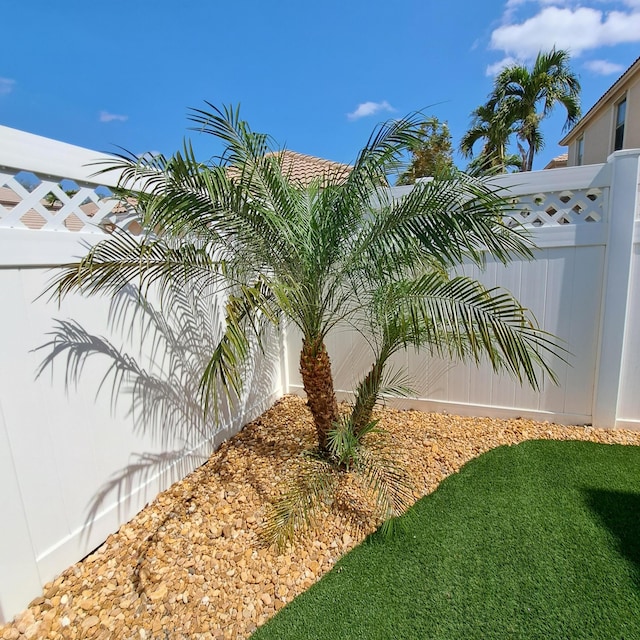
(1, 166, 609, 234)
(0, 169, 139, 234)
(507, 188, 606, 227)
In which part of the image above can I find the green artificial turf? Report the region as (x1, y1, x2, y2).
(251, 440, 640, 640)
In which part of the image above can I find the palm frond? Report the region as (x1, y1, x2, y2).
(487, 48, 580, 170)
(48, 228, 222, 303)
(352, 446, 415, 525)
(263, 415, 415, 549)
(199, 278, 281, 417)
(351, 173, 534, 286)
(261, 458, 338, 549)
(391, 273, 565, 388)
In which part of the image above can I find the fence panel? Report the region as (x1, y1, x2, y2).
(0, 127, 284, 622)
(286, 161, 624, 425)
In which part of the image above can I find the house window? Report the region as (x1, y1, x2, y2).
(614, 99, 626, 151)
(576, 137, 584, 166)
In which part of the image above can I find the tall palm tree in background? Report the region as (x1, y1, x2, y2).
(492, 48, 581, 171)
(52, 104, 561, 540)
(459, 102, 522, 174)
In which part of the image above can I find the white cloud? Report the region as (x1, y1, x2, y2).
(0, 77, 15, 95)
(490, 4, 640, 59)
(585, 58, 626, 74)
(99, 110, 128, 123)
(486, 56, 520, 76)
(347, 101, 395, 121)
(502, 0, 571, 23)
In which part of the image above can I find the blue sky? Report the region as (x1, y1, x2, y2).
(1, 0, 639, 172)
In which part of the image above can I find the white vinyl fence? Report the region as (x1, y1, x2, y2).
(0, 126, 284, 623)
(286, 150, 640, 430)
(1, 124, 640, 623)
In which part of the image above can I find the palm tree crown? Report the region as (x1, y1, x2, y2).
(53, 103, 561, 461)
(459, 102, 522, 174)
(491, 48, 581, 171)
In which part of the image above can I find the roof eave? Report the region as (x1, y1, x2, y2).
(558, 55, 640, 147)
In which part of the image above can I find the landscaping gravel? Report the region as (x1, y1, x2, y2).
(2, 395, 640, 640)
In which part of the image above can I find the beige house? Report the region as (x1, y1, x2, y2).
(560, 56, 640, 166)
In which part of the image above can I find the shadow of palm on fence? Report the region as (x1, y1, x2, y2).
(35, 282, 280, 541)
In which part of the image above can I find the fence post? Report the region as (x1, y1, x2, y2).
(592, 150, 640, 428)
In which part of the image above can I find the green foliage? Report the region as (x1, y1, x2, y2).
(327, 416, 381, 470)
(492, 48, 581, 171)
(460, 102, 522, 175)
(262, 415, 414, 549)
(49, 103, 564, 542)
(462, 48, 581, 173)
(252, 440, 640, 639)
(43, 185, 79, 207)
(396, 117, 454, 184)
(261, 457, 339, 550)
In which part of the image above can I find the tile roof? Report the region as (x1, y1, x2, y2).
(544, 153, 568, 169)
(266, 150, 352, 187)
(0, 185, 22, 206)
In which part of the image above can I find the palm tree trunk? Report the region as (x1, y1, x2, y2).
(299, 337, 339, 453)
(525, 140, 535, 172)
(351, 361, 384, 436)
(351, 363, 382, 434)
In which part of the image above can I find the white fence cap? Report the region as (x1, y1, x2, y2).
(0, 125, 122, 188)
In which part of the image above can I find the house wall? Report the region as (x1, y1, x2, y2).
(566, 64, 640, 166)
(626, 81, 640, 149)
(575, 110, 613, 166)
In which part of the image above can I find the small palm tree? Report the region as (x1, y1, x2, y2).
(52, 104, 561, 542)
(491, 48, 581, 171)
